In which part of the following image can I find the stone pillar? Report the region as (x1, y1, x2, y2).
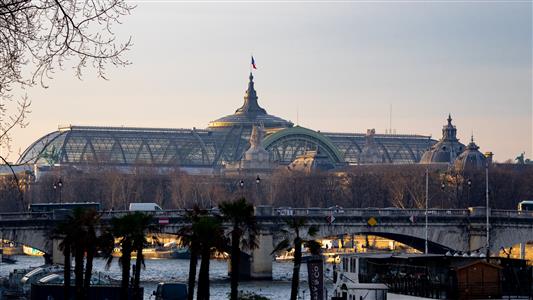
(520, 243, 526, 259)
(250, 233, 273, 280)
(52, 238, 65, 265)
(468, 226, 487, 254)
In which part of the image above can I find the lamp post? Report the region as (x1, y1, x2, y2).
(467, 178, 472, 205)
(255, 175, 261, 203)
(440, 182, 445, 208)
(239, 179, 245, 198)
(425, 167, 429, 254)
(485, 163, 490, 258)
(53, 178, 63, 204)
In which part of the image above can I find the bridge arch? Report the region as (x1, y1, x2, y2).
(318, 231, 452, 254)
(0, 228, 52, 255)
(270, 220, 469, 254)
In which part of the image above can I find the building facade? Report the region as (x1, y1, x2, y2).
(18, 73, 437, 171)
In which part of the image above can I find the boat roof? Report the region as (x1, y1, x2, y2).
(339, 282, 388, 290)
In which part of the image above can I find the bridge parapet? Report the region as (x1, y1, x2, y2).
(279, 208, 472, 217)
(2, 208, 533, 220)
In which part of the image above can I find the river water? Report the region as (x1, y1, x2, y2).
(0, 255, 330, 299)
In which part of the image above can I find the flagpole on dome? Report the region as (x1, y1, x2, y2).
(251, 55, 257, 72)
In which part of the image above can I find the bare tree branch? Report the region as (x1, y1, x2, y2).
(0, 0, 133, 154)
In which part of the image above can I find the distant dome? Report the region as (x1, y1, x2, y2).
(208, 73, 293, 129)
(454, 136, 487, 172)
(420, 114, 465, 164)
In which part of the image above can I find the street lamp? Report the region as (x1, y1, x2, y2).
(53, 178, 63, 203)
(239, 179, 245, 198)
(467, 178, 472, 204)
(255, 175, 261, 204)
(485, 163, 490, 259)
(425, 167, 429, 254)
(440, 182, 445, 208)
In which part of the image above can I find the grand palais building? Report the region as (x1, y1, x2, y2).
(16, 73, 470, 173)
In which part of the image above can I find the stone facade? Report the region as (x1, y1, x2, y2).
(224, 125, 275, 174)
(358, 129, 383, 164)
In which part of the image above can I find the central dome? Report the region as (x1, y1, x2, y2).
(208, 73, 293, 129)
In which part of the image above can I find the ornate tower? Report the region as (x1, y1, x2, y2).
(442, 114, 458, 141)
(208, 73, 293, 129)
(420, 114, 465, 164)
(235, 73, 267, 116)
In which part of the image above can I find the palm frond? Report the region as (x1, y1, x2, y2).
(307, 225, 319, 237)
(271, 239, 290, 255)
(304, 240, 322, 256)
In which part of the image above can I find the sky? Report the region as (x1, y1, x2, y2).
(6, 0, 533, 162)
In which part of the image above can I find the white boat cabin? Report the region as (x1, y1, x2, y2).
(332, 255, 388, 300)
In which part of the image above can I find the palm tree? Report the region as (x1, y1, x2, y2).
(52, 217, 76, 300)
(271, 218, 321, 300)
(78, 209, 103, 300)
(219, 198, 258, 300)
(107, 214, 135, 300)
(106, 212, 155, 300)
(131, 213, 156, 299)
(177, 206, 207, 300)
(194, 215, 227, 300)
(70, 209, 101, 299)
(52, 208, 102, 300)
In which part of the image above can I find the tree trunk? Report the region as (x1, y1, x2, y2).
(133, 247, 143, 300)
(63, 244, 71, 300)
(290, 238, 302, 300)
(83, 244, 96, 300)
(230, 227, 240, 300)
(187, 243, 199, 300)
(120, 243, 132, 300)
(197, 247, 211, 300)
(74, 244, 85, 299)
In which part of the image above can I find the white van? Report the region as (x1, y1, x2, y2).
(129, 203, 163, 212)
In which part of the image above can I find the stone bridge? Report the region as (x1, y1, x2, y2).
(1, 207, 533, 279)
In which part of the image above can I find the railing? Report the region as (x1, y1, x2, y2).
(0, 212, 53, 220)
(491, 209, 533, 218)
(274, 208, 471, 217)
(1, 208, 533, 222)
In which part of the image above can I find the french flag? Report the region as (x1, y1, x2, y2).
(251, 56, 257, 69)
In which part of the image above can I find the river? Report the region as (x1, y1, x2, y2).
(0, 255, 330, 299)
(0, 255, 424, 299)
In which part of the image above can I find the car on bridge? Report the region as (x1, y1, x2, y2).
(518, 200, 533, 211)
(129, 203, 163, 212)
